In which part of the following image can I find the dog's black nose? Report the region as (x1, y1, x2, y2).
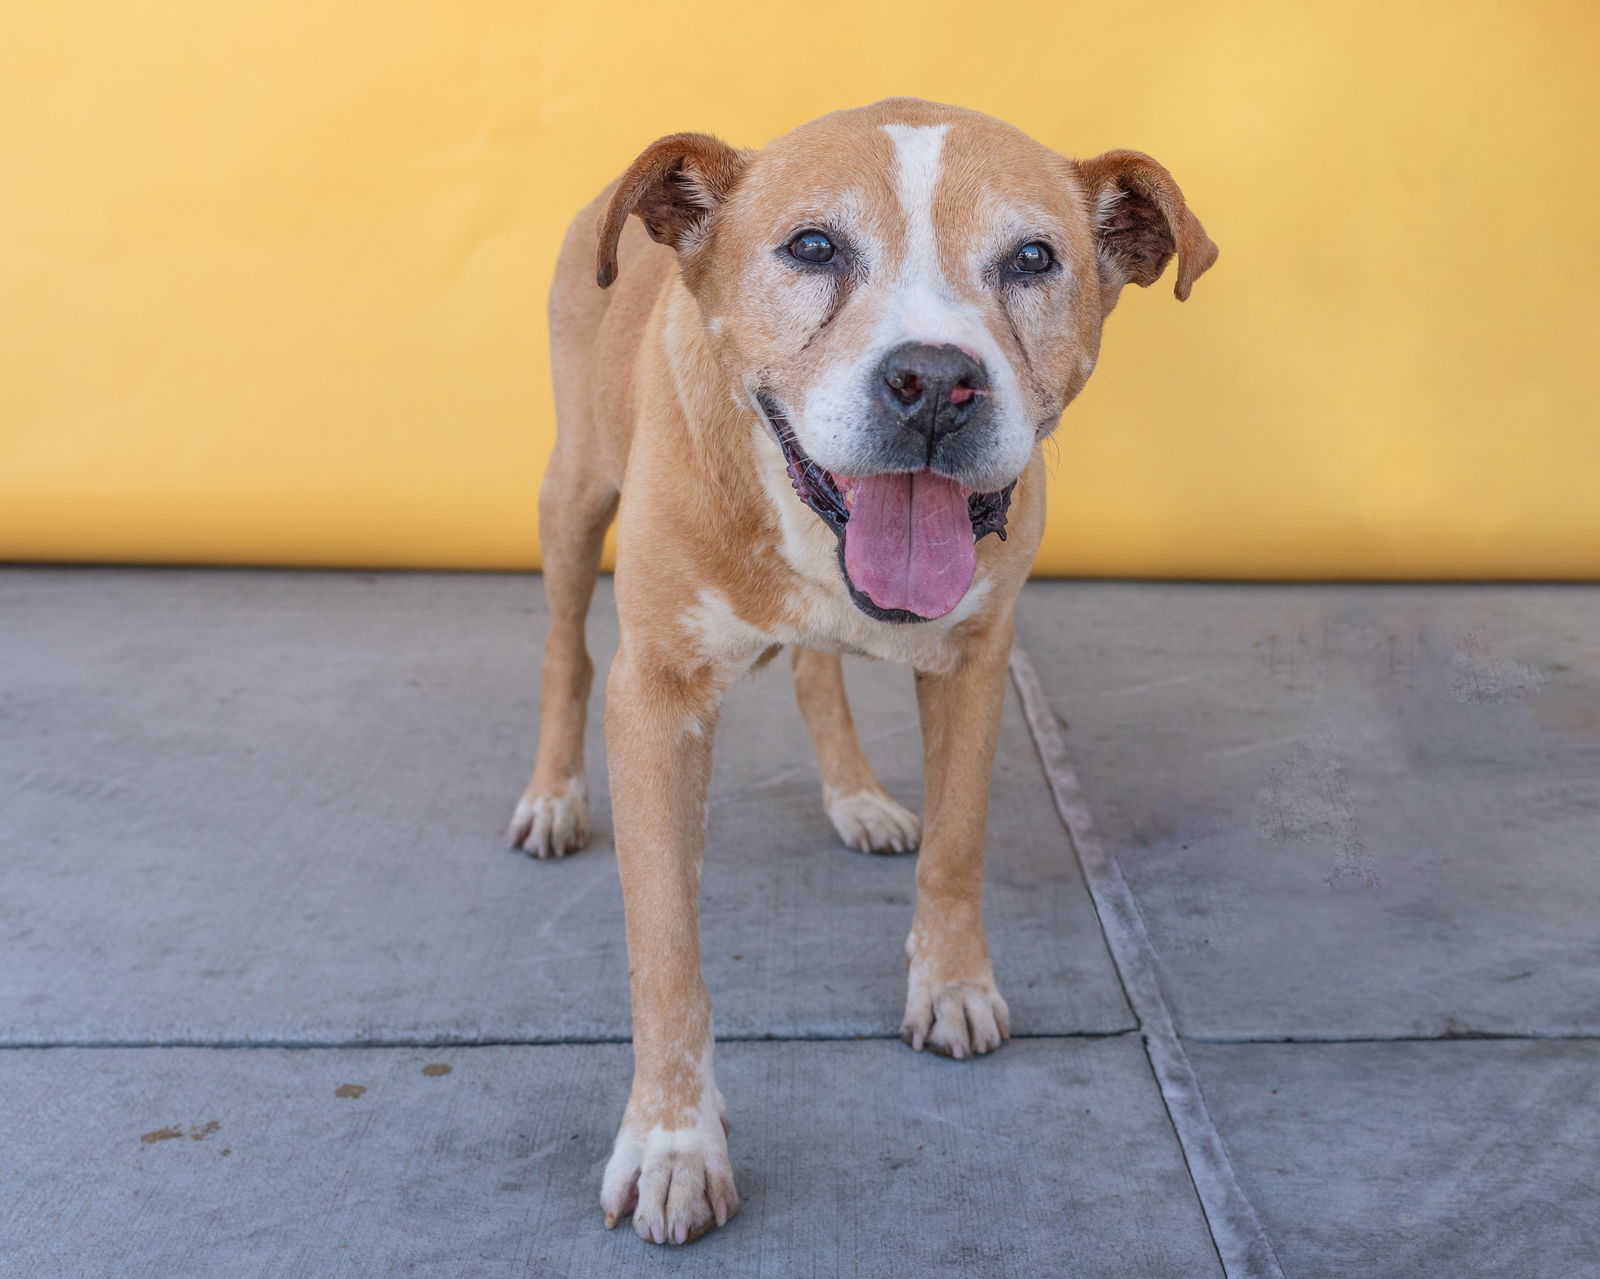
(876, 342, 990, 453)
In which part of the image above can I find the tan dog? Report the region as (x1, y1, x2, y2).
(508, 98, 1216, 1245)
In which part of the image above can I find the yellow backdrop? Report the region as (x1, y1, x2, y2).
(3, 1, 1597, 577)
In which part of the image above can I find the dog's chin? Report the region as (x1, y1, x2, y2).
(827, 539, 933, 624)
(757, 394, 1015, 625)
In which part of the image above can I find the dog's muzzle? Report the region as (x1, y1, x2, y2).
(757, 392, 1014, 625)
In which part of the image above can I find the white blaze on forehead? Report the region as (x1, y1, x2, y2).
(882, 123, 952, 300)
(876, 121, 997, 365)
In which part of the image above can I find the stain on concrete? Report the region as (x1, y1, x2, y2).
(1254, 741, 1380, 887)
(334, 1083, 367, 1098)
(141, 1120, 222, 1144)
(1531, 685, 1600, 734)
(1451, 633, 1547, 703)
(421, 1063, 452, 1077)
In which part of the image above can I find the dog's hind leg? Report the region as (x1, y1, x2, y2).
(791, 647, 921, 854)
(508, 451, 618, 858)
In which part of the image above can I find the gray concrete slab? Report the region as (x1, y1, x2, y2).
(1014, 583, 1600, 1039)
(0, 569, 1130, 1044)
(0, 1036, 1221, 1279)
(1188, 1040, 1600, 1279)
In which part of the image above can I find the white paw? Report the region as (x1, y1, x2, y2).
(901, 976, 1011, 1060)
(601, 1102, 737, 1245)
(507, 777, 589, 858)
(826, 787, 920, 854)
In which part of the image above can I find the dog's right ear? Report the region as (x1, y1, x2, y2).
(595, 133, 747, 288)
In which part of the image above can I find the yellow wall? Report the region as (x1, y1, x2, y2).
(3, 1, 1597, 577)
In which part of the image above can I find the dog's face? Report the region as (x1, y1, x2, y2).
(597, 100, 1216, 622)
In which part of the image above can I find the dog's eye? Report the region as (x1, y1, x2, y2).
(789, 231, 836, 264)
(1011, 242, 1053, 273)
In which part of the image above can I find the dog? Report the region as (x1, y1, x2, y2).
(507, 97, 1216, 1245)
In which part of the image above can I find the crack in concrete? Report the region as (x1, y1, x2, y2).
(1010, 644, 1288, 1279)
(4, 1025, 1592, 1052)
(0, 1030, 1134, 1051)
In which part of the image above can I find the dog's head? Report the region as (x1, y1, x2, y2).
(597, 99, 1217, 623)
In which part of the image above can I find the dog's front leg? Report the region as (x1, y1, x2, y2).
(903, 617, 1014, 1059)
(599, 642, 737, 1245)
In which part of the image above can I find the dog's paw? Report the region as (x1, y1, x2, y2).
(826, 787, 920, 854)
(507, 777, 589, 859)
(601, 1109, 738, 1245)
(901, 977, 1011, 1060)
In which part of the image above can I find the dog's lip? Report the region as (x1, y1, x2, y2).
(758, 392, 849, 536)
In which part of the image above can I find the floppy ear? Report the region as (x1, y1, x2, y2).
(595, 132, 747, 288)
(1075, 149, 1218, 303)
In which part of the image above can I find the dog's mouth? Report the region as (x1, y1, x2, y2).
(758, 393, 1014, 625)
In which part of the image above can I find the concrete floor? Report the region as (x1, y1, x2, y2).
(1, 569, 1596, 1277)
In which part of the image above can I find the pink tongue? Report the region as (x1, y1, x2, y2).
(843, 472, 976, 619)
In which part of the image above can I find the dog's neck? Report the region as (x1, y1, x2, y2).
(648, 278, 781, 522)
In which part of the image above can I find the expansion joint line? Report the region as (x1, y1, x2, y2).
(1009, 645, 1286, 1279)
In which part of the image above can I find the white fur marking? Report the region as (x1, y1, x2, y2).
(601, 1043, 734, 1242)
(681, 588, 772, 666)
(882, 123, 952, 300)
(825, 787, 921, 853)
(509, 774, 590, 856)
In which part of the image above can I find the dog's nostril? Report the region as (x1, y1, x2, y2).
(949, 381, 977, 406)
(886, 371, 924, 406)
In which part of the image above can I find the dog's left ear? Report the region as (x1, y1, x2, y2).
(1075, 150, 1218, 304)
(596, 132, 747, 288)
